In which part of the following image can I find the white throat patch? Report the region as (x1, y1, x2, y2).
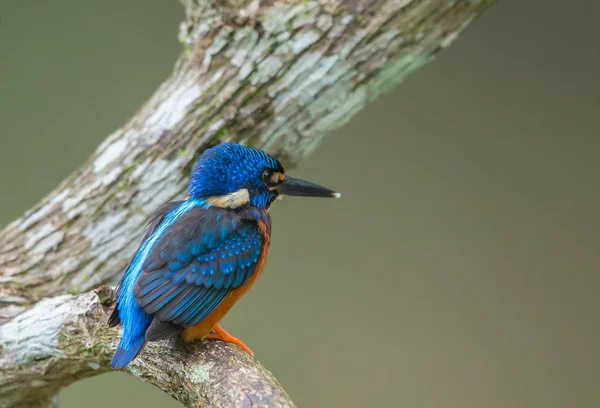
(206, 189, 250, 209)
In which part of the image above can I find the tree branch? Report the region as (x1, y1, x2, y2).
(0, 0, 496, 406)
(0, 286, 294, 408)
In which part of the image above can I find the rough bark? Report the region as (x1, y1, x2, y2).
(0, 286, 294, 408)
(0, 0, 496, 407)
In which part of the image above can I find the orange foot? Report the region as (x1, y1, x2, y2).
(206, 324, 254, 356)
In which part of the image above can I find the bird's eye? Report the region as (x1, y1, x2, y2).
(262, 169, 285, 186)
(262, 169, 273, 184)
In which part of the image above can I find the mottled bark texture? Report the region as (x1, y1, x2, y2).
(0, 0, 496, 407)
(0, 287, 294, 408)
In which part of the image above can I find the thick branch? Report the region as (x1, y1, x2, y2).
(0, 0, 494, 320)
(0, 286, 294, 408)
(0, 0, 496, 407)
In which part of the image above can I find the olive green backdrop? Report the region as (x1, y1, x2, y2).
(1, 1, 599, 407)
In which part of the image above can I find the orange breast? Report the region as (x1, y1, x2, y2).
(182, 220, 271, 341)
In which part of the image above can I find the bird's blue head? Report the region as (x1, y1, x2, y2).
(188, 143, 340, 209)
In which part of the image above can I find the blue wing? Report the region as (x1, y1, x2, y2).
(133, 205, 264, 337)
(108, 200, 184, 328)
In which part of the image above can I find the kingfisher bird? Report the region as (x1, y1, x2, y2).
(108, 143, 340, 369)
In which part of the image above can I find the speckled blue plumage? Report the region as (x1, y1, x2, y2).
(189, 143, 283, 207)
(111, 200, 209, 369)
(134, 209, 263, 326)
(109, 144, 278, 369)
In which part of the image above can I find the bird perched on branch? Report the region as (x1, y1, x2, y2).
(108, 143, 340, 369)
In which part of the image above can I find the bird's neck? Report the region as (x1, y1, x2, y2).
(185, 192, 272, 233)
(238, 206, 272, 235)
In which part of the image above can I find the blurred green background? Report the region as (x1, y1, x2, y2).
(1, 1, 599, 407)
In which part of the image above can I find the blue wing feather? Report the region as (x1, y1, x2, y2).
(110, 200, 265, 369)
(134, 205, 264, 330)
(110, 200, 207, 369)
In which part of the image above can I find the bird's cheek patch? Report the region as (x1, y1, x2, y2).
(206, 189, 250, 208)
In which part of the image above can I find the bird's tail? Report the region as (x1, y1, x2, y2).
(110, 335, 146, 369)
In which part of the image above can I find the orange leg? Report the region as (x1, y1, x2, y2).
(206, 324, 254, 356)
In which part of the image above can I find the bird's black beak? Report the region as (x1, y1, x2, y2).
(275, 176, 341, 198)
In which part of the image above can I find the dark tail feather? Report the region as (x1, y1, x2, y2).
(108, 305, 121, 327)
(110, 336, 146, 369)
(145, 318, 183, 341)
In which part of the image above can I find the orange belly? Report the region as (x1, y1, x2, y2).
(182, 221, 270, 341)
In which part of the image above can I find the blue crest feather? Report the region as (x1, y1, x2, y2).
(188, 143, 283, 207)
